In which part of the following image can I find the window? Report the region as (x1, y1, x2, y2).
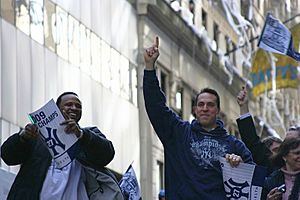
(68, 14, 80, 66)
(250, 31, 255, 51)
(90, 32, 101, 82)
(110, 48, 120, 95)
(56, 6, 68, 60)
(225, 35, 231, 54)
(130, 64, 138, 106)
(159, 69, 169, 105)
(160, 71, 167, 94)
(1, 0, 16, 25)
(201, 9, 207, 29)
(190, 96, 195, 122)
(213, 22, 219, 49)
(44, 0, 56, 51)
(156, 161, 165, 193)
(231, 42, 237, 66)
(188, 0, 195, 24)
(15, 0, 30, 35)
(120, 55, 130, 100)
(79, 24, 91, 74)
(189, 0, 195, 14)
(30, 0, 44, 44)
(175, 88, 182, 110)
(101, 40, 111, 89)
(174, 86, 183, 117)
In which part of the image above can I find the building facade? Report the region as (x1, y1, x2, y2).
(243, 0, 300, 138)
(1, 0, 299, 199)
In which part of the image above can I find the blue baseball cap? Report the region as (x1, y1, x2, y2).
(158, 189, 165, 197)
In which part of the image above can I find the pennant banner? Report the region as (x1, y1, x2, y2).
(119, 165, 142, 200)
(220, 158, 267, 200)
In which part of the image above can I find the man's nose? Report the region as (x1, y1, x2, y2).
(202, 104, 208, 110)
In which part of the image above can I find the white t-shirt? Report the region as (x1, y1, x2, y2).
(40, 159, 88, 200)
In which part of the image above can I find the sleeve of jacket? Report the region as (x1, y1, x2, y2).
(262, 170, 284, 200)
(236, 115, 272, 167)
(143, 70, 186, 143)
(232, 138, 254, 164)
(79, 127, 115, 167)
(1, 130, 34, 165)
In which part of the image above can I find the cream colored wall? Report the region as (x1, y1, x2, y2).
(0, 0, 141, 177)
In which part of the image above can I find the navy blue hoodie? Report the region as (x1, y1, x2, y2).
(143, 70, 253, 200)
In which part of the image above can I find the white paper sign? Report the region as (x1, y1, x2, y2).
(29, 99, 79, 169)
(220, 157, 267, 200)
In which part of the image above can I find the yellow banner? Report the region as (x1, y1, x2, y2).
(251, 24, 300, 97)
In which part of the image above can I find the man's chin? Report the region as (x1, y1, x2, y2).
(70, 116, 80, 122)
(199, 120, 214, 128)
(199, 119, 209, 125)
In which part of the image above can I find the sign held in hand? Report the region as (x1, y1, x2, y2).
(29, 99, 79, 169)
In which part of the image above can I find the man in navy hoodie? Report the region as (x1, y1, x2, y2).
(143, 37, 254, 200)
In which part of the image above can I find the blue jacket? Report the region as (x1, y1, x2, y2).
(143, 70, 253, 200)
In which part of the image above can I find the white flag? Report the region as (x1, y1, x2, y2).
(258, 13, 300, 61)
(220, 157, 267, 200)
(119, 165, 142, 200)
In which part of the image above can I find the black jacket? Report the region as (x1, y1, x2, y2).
(236, 115, 276, 174)
(262, 169, 300, 200)
(262, 169, 285, 199)
(1, 126, 115, 200)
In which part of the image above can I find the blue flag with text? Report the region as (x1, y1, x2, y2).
(119, 165, 142, 200)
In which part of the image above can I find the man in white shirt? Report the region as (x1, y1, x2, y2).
(1, 92, 116, 200)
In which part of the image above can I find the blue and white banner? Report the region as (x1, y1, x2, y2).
(220, 158, 267, 200)
(119, 165, 142, 200)
(29, 99, 79, 169)
(258, 13, 300, 61)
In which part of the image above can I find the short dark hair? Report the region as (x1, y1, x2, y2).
(271, 137, 300, 168)
(194, 88, 220, 109)
(261, 136, 282, 149)
(56, 92, 79, 107)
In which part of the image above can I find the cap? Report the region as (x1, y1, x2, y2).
(158, 189, 165, 197)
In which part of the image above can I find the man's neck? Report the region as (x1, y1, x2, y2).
(202, 124, 218, 132)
